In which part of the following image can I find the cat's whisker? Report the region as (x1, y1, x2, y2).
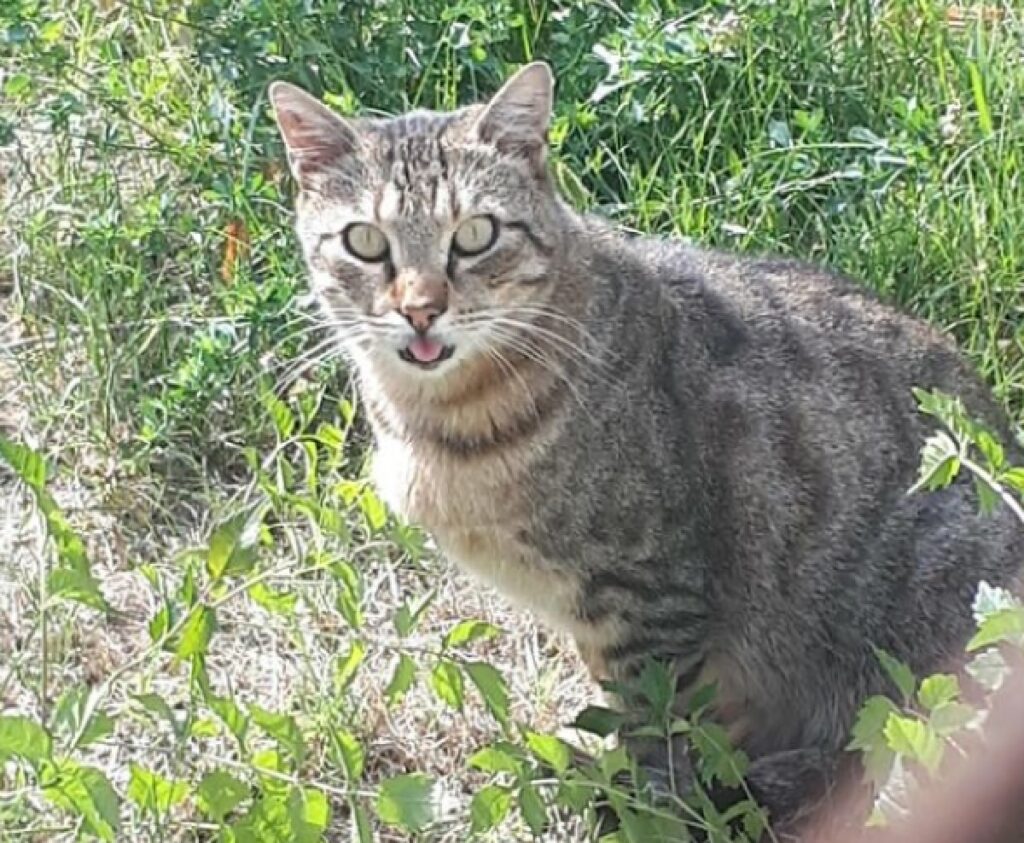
(483, 324, 594, 420)
(456, 307, 609, 372)
(501, 304, 607, 348)
(273, 324, 372, 385)
(486, 315, 608, 372)
(275, 342, 357, 395)
(484, 343, 542, 421)
(273, 335, 347, 381)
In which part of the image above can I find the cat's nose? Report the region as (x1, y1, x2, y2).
(397, 273, 449, 333)
(401, 302, 445, 333)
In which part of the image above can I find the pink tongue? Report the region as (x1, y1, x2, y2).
(407, 336, 444, 363)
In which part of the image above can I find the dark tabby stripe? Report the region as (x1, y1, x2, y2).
(424, 380, 566, 458)
(606, 633, 707, 686)
(506, 220, 553, 256)
(364, 396, 400, 439)
(434, 125, 449, 181)
(584, 566, 706, 604)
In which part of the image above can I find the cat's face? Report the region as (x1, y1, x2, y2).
(270, 64, 569, 384)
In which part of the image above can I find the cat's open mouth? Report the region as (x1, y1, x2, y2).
(399, 336, 455, 369)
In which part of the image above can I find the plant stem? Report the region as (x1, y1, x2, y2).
(38, 528, 48, 719)
(961, 456, 1024, 527)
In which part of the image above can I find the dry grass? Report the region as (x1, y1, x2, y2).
(4, 2, 1023, 839)
(1, 289, 597, 840)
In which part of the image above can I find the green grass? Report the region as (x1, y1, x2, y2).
(1, 1, 1023, 840)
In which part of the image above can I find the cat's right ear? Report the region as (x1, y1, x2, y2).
(471, 62, 554, 162)
(268, 82, 358, 189)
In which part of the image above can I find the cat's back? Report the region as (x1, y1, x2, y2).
(633, 238, 1008, 441)
(618, 236, 1023, 730)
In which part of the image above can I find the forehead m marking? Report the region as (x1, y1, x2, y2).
(374, 121, 459, 223)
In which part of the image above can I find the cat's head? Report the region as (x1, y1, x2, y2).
(270, 63, 575, 385)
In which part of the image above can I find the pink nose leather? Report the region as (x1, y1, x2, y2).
(397, 271, 449, 332)
(401, 303, 443, 332)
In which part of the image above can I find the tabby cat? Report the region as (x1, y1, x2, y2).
(269, 63, 1023, 834)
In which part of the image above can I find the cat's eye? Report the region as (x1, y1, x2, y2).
(452, 215, 498, 257)
(342, 222, 389, 262)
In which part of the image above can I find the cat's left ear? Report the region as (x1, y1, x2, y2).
(269, 81, 358, 189)
(472, 62, 553, 161)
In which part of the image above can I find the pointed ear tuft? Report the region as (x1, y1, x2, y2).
(268, 81, 358, 188)
(472, 62, 554, 159)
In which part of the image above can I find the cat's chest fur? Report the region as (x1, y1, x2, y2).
(372, 432, 586, 632)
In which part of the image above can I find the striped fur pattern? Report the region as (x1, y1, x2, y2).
(270, 65, 1024, 831)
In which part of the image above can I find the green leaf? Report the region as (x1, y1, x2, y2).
(77, 710, 115, 750)
(430, 660, 465, 711)
(127, 763, 188, 816)
(873, 647, 916, 702)
(148, 603, 173, 644)
(571, 705, 625, 738)
(3, 73, 30, 97)
(917, 674, 959, 711)
(974, 475, 1001, 516)
(190, 718, 221, 739)
(248, 582, 297, 616)
(686, 681, 719, 713)
(392, 591, 434, 638)
(442, 619, 500, 649)
(0, 434, 48, 489)
(967, 648, 1009, 692)
(333, 639, 365, 693)
(314, 422, 346, 454)
(975, 431, 1005, 470)
(465, 661, 510, 727)
(849, 696, 898, 751)
(393, 604, 414, 637)
(49, 687, 114, 751)
(0, 716, 52, 765)
(555, 777, 591, 812)
(206, 693, 249, 748)
(911, 431, 960, 493)
(883, 714, 943, 774)
(251, 706, 306, 768)
(384, 654, 417, 706)
(359, 488, 388, 532)
(525, 732, 572, 774)
(252, 749, 284, 777)
(230, 785, 328, 842)
(518, 781, 548, 836)
(44, 763, 120, 841)
(967, 607, 1024, 651)
(289, 786, 330, 837)
(352, 801, 374, 843)
(972, 580, 1019, 621)
(0, 436, 105, 608)
(376, 773, 435, 833)
(334, 729, 364, 780)
(175, 604, 217, 660)
(968, 60, 993, 136)
(197, 769, 250, 821)
(690, 722, 748, 787)
(930, 701, 977, 737)
(133, 693, 182, 737)
(336, 582, 364, 630)
(47, 567, 110, 613)
(1000, 467, 1024, 494)
(468, 743, 524, 774)
(470, 784, 513, 832)
(598, 744, 632, 781)
(265, 394, 296, 440)
(207, 512, 260, 580)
